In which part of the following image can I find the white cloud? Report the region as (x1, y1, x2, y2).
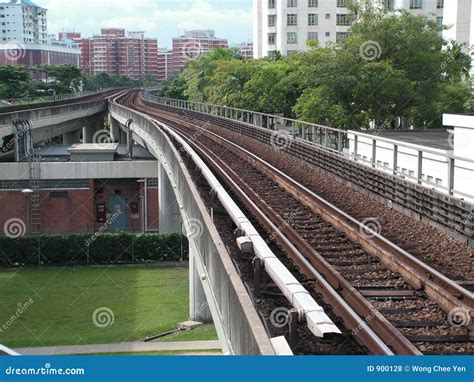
(40, 0, 252, 47)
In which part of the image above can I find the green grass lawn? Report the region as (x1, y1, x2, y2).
(0, 266, 215, 349)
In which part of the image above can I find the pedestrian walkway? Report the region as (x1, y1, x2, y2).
(15, 341, 222, 356)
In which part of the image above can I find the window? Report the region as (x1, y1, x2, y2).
(49, 191, 69, 198)
(308, 14, 318, 26)
(287, 14, 297, 26)
(269, 0, 275, 8)
(287, 0, 297, 7)
(325, 31, 330, 37)
(410, 0, 422, 9)
(337, 0, 352, 7)
(384, 0, 394, 9)
(287, 32, 297, 44)
(436, 16, 443, 27)
(325, 13, 331, 19)
(336, 14, 350, 26)
(336, 32, 349, 42)
(308, 0, 318, 7)
(268, 15, 276, 27)
(437, 0, 443, 8)
(268, 33, 276, 45)
(308, 32, 318, 41)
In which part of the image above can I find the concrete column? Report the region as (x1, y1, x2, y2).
(189, 246, 212, 323)
(82, 123, 94, 144)
(158, 163, 181, 233)
(120, 129, 127, 144)
(62, 130, 81, 146)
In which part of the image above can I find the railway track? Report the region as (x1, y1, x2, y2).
(116, 90, 473, 355)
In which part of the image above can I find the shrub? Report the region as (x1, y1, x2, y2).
(0, 233, 188, 267)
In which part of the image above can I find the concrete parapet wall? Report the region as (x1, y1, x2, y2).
(108, 102, 275, 355)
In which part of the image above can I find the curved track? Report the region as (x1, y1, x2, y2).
(114, 90, 473, 355)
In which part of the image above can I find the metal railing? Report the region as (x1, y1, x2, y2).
(144, 93, 474, 200)
(0, 88, 118, 108)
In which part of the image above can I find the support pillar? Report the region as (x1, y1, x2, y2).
(109, 115, 120, 143)
(62, 130, 81, 146)
(158, 163, 181, 233)
(82, 123, 94, 144)
(189, 246, 212, 322)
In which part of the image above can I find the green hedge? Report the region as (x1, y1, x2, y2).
(0, 233, 188, 267)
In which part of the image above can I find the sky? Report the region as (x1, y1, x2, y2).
(39, 0, 253, 48)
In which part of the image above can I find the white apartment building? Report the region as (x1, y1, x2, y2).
(0, 0, 48, 44)
(254, 0, 353, 58)
(253, 0, 466, 59)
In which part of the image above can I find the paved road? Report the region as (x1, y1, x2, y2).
(15, 341, 222, 356)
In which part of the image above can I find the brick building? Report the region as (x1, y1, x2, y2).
(79, 28, 159, 81)
(170, 30, 228, 76)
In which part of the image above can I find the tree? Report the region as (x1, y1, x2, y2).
(0, 65, 38, 99)
(33, 64, 83, 94)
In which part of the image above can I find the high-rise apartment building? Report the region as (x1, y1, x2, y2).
(253, 0, 463, 59)
(0, 1, 80, 70)
(79, 29, 159, 80)
(157, 48, 172, 81)
(0, 0, 48, 44)
(237, 42, 254, 60)
(170, 30, 228, 75)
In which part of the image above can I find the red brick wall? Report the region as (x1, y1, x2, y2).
(0, 179, 159, 236)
